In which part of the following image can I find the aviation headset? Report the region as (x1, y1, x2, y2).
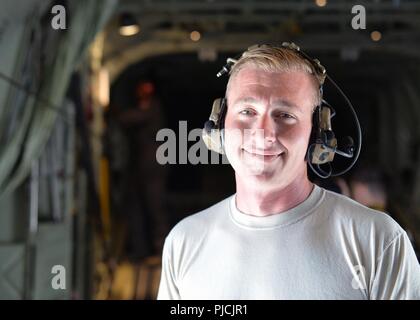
(202, 42, 362, 179)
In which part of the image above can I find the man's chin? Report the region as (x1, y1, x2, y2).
(242, 159, 283, 176)
(240, 167, 279, 181)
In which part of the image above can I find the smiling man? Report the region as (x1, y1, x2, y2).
(157, 44, 420, 299)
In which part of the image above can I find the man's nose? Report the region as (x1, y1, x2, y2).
(256, 115, 276, 143)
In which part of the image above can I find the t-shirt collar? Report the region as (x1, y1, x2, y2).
(229, 184, 324, 229)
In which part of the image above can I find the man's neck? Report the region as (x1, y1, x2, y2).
(235, 176, 314, 217)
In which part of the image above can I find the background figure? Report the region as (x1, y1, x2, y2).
(118, 80, 169, 260)
(349, 166, 387, 212)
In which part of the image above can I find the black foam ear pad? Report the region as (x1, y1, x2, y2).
(218, 98, 227, 125)
(217, 98, 228, 152)
(204, 119, 215, 135)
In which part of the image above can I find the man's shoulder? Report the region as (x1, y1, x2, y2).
(165, 194, 234, 244)
(320, 187, 404, 239)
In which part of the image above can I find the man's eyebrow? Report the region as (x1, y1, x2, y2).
(271, 99, 300, 110)
(232, 97, 301, 111)
(231, 97, 258, 106)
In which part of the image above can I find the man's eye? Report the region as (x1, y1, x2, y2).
(282, 113, 294, 118)
(239, 109, 255, 116)
(279, 113, 296, 120)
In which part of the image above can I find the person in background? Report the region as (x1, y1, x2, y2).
(118, 80, 169, 260)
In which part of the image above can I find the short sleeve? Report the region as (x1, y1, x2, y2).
(157, 237, 180, 300)
(371, 231, 420, 299)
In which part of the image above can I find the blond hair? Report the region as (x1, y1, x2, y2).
(226, 45, 324, 108)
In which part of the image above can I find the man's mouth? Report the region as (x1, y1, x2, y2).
(241, 148, 283, 161)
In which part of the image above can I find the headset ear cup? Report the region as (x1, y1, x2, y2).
(202, 98, 226, 154)
(309, 103, 337, 164)
(202, 121, 224, 154)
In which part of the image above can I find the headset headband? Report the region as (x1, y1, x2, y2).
(217, 42, 327, 87)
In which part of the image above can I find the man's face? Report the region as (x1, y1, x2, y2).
(224, 68, 317, 190)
